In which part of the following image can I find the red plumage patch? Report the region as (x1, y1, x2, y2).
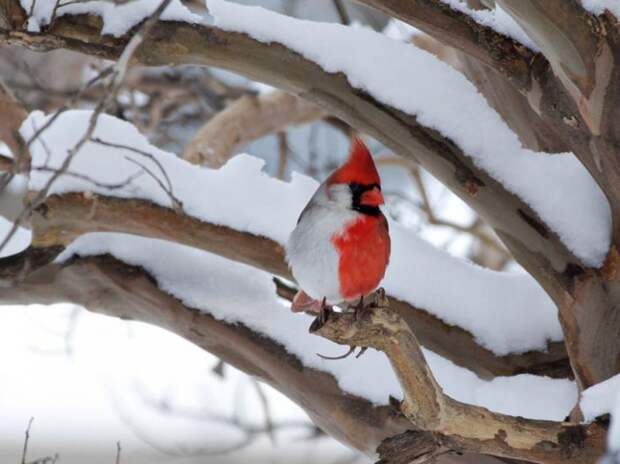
(332, 214, 390, 301)
(327, 137, 381, 187)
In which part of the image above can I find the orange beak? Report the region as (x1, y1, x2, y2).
(360, 186, 384, 207)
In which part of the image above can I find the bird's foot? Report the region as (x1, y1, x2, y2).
(349, 289, 386, 320)
(319, 297, 331, 325)
(309, 297, 333, 332)
(370, 288, 387, 308)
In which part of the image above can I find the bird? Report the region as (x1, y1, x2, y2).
(286, 137, 391, 319)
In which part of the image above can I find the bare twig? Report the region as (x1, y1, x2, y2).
(90, 137, 182, 212)
(276, 131, 288, 180)
(0, 0, 174, 256)
(333, 0, 351, 25)
(32, 166, 144, 190)
(250, 378, 276, 445)
(21, 417, 34, 464)
(48, 0, 62, 26)
(123, 156, 183, 213)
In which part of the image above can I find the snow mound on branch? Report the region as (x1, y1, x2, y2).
(581, 373, 620, 422)
(22, 110, 562, 356)
(57, 232, 577, 419)
(438, 0, 539, 51)
(580, 0, 620, 20)
(208, 0, 612, 268)
(19, 0, 201, 36)
(22, 110, 314, 245)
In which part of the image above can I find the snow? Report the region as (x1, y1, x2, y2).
(22, 109, 563, 356)
(19, 0, 201, 36)
(581, 373, 620, 422)
(17, 0, 612, 267)
(609, 389, 620, 454)
(580, 0, 620, 20)
(16, 106, 579, 419)
(22, 110, 315, 245)
(207, 0, 611, 268)
(382, 19, 421, 41)
(56, 232, 576, 419)
(385, 226, 562, 355)
(438, 0, 539, 51)
(0, 304, 360, 464)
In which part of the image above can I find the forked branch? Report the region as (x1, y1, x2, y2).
(312, 292, 606, 463)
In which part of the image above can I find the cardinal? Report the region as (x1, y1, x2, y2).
(286, 137, 391, 318)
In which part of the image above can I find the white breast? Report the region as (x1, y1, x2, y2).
(286, 185, 359, 304)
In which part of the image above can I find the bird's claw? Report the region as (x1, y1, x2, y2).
(309, 298, 332, 333)
(316, 345, 368, 361)
(316, 346, 355, 360)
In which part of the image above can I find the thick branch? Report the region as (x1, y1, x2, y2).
(354, 0, 536, 89)
(184, 90, 325, 168)
(0, 11, 581, 273)
(495, 0, 604, 130)
(1, 192, 569, 379)
(0, 254, 409, 457)
(313, 296, 606, 463)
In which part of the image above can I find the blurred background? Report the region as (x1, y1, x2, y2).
(0, 1, 515, 462)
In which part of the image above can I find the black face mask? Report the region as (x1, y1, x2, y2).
(349, 182, 381, 216)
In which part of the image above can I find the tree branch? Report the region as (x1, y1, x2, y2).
(1, 192, 569, 379)
(0, 254, 410, 458)
(353, 0, 537, 90)
(495, 0, 602, 104)
(312, 294, 606, 463)
(0, 78, 29, 167)
(183, 90, 325, 168)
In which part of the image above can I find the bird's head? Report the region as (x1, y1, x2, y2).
(326, 137, 384, 215)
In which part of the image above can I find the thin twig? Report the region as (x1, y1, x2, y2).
(333, 0, 351, 25)
(49, 0, 62, 26)
(90, 137, 181, 210)
(250, 379, 276, 445)
(123, 156, 183, 212)
(32, 166, 144, 190)
(276, 131, 288, 180)
(21, 417, 34, 464)
(0, 0, 174, 257)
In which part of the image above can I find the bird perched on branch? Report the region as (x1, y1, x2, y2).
(286, 137, 391, 318)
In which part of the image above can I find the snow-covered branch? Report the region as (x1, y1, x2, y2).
(312, 295, 606, 463)
(0, 109, 570, 379)
(354, 0, 537, 89)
